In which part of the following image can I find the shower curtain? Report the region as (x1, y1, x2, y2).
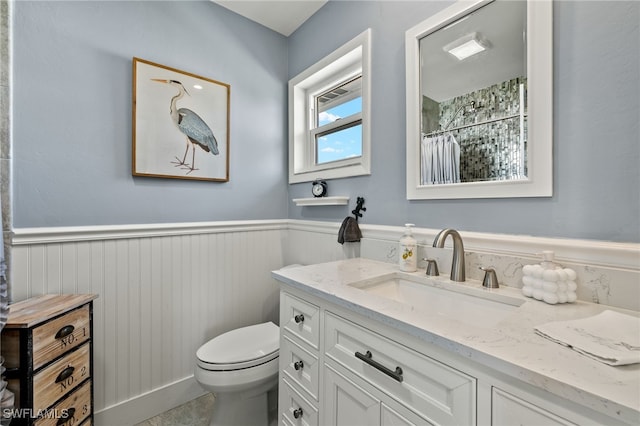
(0, 196, 6, 330)
(0, 194, 10, 420)
(0, 195, 9, 331)
(420, 133, 460, 185)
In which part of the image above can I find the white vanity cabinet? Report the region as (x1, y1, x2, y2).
(279, 289, 474, 426)
(278, 284, 634, 426)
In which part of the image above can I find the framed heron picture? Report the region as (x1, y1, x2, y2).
(132, 57, 230, 181)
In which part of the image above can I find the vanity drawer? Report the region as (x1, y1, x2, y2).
(281, 293, 320, 350)
(34, 380, 92, 426)
(32, 304, 91, 370)
(280, 378, 318, 426)
(33, 343, 91, 411)
(325, 312, 476, 426)
(492, 387, 577, 426)
(281, 334, 320, 401)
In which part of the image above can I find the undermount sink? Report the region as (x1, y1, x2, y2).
(348, 273, 524, 328)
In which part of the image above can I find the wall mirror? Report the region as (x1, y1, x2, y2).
(405, 0, 552, 199)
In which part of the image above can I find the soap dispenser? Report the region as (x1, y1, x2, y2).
(521, 251, 578, 305)
(399, 224, 417, 272)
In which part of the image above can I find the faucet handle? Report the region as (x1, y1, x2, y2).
(480, 266, 499, 288)
(423, 258, 439, 276)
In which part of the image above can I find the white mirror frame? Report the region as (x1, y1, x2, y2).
(406, 0, 553, 200)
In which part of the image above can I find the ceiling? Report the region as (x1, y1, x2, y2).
(213, 0, 328, 36)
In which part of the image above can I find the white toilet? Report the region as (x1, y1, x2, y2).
(195, 321, 279, 426)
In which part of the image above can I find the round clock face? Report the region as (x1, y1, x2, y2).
(312, 181, 327, 197)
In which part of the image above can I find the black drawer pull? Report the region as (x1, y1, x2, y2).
(294, 314, 304, 324)
(293, 408, 303, 419)
(55, 325, 75, 339)
(55, 366, 75, 383)
(56, 407, 75, 425)
(294, 360, 304, 371)
(355, 350, 403, 382)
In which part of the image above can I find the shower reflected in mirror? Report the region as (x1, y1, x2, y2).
(419, 0, 527, 185)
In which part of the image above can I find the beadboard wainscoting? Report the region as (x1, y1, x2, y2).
(9, 219, 640, 425)
(10, 220, 289, 425)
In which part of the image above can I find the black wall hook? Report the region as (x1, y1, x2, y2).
(351, 197, 366, 221)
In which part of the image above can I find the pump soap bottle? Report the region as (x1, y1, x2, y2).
(399, 224, 417, 272)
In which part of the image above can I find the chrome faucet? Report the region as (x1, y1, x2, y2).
(432, 228, 465, 282)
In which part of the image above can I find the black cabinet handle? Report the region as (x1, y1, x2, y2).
(294, 360, 304, 371)
(293, 408, 303, 419)
(294, 314, 304, 324)
(55, 366, 75, 383)
(55, 325, 75, 339)
(355, 350, 403, 382)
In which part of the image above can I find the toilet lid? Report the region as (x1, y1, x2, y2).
(197, 322, 279, 368)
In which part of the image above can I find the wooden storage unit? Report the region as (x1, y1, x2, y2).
(1, 294, 97, 426)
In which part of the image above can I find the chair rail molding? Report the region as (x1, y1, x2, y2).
(11, 219, 290, 245)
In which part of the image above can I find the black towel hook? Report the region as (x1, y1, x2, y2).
(351, 197, 366, 221)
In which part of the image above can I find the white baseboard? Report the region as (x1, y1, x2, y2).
(94, 376, 207, 426)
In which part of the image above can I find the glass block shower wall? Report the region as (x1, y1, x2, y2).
(428, 77, 528, 183)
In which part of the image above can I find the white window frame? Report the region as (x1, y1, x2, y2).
(288, 29, 371, 184)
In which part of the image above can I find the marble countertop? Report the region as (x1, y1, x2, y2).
(272, 258, 640, 424)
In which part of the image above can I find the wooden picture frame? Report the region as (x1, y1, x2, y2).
(132, 57, 230, 181)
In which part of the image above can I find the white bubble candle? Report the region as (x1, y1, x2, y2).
(521, 251, 577, 304)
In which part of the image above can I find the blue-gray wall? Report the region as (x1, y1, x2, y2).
(12, 1, 289, 227)
(11, 1, 639, 243)
(288, 1, 640, 243)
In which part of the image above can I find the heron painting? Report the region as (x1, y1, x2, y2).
(152, 79, 219, 173)
(132, 57, 230, 182)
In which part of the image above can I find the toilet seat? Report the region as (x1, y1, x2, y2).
(196, 321, 279, 371)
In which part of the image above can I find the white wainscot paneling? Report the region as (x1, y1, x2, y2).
(8, 219, 639, 425)
(284, 221, 360, 266)
(10, 221, 287, 425)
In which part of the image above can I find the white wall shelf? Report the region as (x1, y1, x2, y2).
(293, 196, 349, 206)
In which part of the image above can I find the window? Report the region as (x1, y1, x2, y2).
(289, 29, 371, 183)
(314, 76, 362, 165)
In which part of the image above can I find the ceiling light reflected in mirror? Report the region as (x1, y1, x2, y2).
(443, 32, 490, 60)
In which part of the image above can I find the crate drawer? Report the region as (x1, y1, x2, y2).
(325, 312, 476, 426)
(34, 380, 91, 426)
(32, 305, 91, 370)
(33, 343, 91, 411)
(281, 293, 320, 350)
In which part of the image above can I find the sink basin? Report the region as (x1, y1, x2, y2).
(348, 273, 524, 328)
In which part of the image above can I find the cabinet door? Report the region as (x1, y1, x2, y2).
(325, 312, 475, 425)
(492, 388, 576, 426)
(324, 364, 380, 426)
(381, 403, 434, 426)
